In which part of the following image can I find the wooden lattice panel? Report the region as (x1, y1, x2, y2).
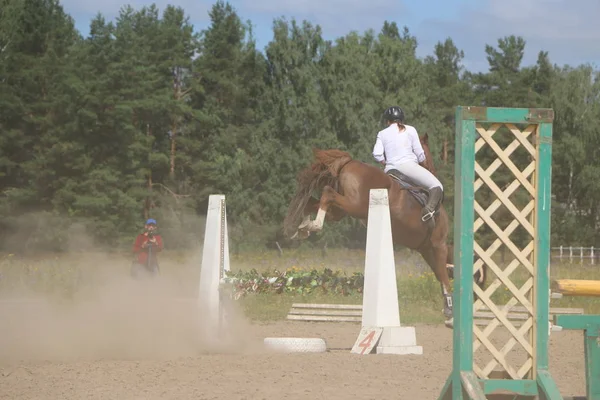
(471, 122, 539, 380)
(438, 106, 558, 400)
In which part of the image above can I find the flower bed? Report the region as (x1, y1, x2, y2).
(223, 267, 364, 300)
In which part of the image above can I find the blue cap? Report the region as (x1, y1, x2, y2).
(145, 218, 157, 225)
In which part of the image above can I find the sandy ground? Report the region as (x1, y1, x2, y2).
(0, 294, 589, 400)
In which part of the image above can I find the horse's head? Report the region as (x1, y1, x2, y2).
(419, 133, 436, 175)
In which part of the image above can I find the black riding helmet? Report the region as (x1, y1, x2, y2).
(382, 106, 405, 123)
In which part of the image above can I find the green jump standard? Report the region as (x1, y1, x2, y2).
(554, 314, 600, 400)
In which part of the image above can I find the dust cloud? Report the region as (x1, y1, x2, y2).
(0, 222, 260, 363)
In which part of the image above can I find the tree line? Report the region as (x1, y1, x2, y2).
(1, 0, 598, 253)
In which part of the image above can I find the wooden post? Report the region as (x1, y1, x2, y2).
(570, 246, 573, 264)
(560, 245, 563, 260)
(554, 314, 600, 400)
(437, 106, 560, 399)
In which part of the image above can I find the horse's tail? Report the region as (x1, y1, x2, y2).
(282, 148, 353, 238)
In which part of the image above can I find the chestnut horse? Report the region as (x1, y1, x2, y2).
(283, 134, 486, 327)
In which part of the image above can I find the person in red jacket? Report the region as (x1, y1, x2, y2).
(131, 218, 164, 278)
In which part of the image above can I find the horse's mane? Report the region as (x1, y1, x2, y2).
(311, 149, 353, 177)
(283, 149, 353, 238)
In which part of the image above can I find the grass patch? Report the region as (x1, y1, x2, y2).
(236, 292, 363, 322)
(236, 293, 444, 325)
(1, 249, 600, 325)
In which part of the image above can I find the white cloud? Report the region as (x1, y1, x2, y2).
(62, 0, 599, 71)
(417, 0, 600, 71)
(61, 0, 213, 25)
(472, 0, 600, 42)
(238, 0, 405, 38)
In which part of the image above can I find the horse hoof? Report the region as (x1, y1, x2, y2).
(298, 219, 311, 230)
(443, 308, 453, 320)
(444, 318, 454, 329)
(294, 230, 310, 240)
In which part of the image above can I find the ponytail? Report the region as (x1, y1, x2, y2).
(395, 122, 406, 132)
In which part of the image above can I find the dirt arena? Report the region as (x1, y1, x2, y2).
(0, 278, 589, 400)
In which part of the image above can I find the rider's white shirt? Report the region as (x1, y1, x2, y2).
(372, 123, 426, 173)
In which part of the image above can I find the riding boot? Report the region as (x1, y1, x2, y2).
(422, 187, 443, 222)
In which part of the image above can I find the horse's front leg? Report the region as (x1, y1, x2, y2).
(292, 192, 345, 239)
(298, 186, 336, 233)
(297, 186, 359, 235)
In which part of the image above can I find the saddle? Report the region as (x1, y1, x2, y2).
(386, 169, 443, 217)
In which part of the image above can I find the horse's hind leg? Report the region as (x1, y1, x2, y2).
(421, 243, 453, 323)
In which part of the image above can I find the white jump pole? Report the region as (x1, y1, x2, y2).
(198, 194, 231, 338)
(352, 188, 423, 355)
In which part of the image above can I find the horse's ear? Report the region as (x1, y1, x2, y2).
(422, 133, 429, 145)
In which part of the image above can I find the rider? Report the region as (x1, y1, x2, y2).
(372, 106, 444, 222)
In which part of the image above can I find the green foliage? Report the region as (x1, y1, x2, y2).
(0, 0, 599, 252)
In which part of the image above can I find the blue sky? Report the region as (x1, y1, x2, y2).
(61, 0, 599, 73)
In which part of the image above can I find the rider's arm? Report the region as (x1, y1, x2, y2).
(410, 128, 426, 164)
(372, 134, 385, 165)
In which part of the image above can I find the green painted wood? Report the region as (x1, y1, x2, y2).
(482, 379, 538, 395)
(555, 314, 600, 330)
(454, 108, 477, 400)
(438, 106, 560, 400)
(584, 327, 600, 400)
(438, 375, 453, 400)
(554, 314, 600, 400)
(536, 121, 554, 373)
(460, 372, 486, 400)
(536, 370, 564, 400)
(460, 106, 554, 123)
(438, 106, 478, 400)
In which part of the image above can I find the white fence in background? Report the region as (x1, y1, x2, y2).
(551, 246, 598, 264)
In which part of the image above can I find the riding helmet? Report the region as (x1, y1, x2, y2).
(382, 106, 405, 123)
